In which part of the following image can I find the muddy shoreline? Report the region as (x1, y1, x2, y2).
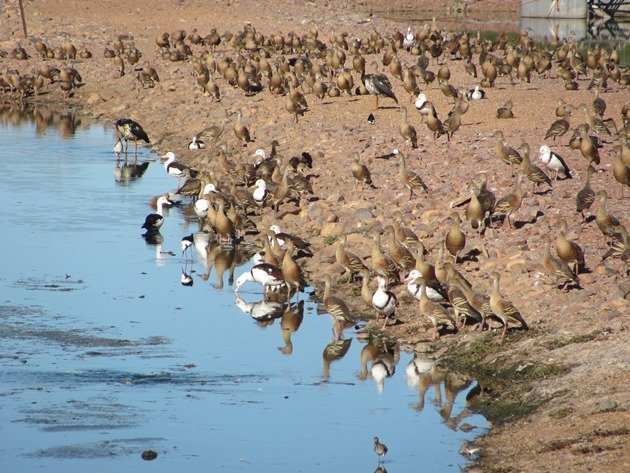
(2, 0, 629, 471)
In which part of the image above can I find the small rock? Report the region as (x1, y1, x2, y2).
(141, 450, 158, 461)
(354, 208, 374, 221)
(508, 261, 527, 274)
(86, 92, 104, 104)
(420, 209, 441, 225)
(598, 399, 617, 412)
(320, 222, 341, 237)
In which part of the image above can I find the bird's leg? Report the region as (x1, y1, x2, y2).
(555, 170, 559, 181)
(374, 94, 379, 111)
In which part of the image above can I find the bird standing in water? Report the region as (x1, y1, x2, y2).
(114, 118, 149, 158)
(374, 436, 388, 462)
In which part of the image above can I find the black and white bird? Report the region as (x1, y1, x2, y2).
(269, 225, 313, 256)
(371, 353, 396, 393)
(467, 84, 486, 100)
(414, 91, 428, 110)
(194, 183, 217, 220)
(187, 134, 207, 150)
(113, 139, 124, 158)
(163, 151, 196, 187)
(181, 233, 194, 257)
(372, 276, 397, 330)
(403, 26, 415, 51)
(361, 68, 398, 109)
(539, 144, 572, 180)
(234, 263, 286, 293)
(180, 269, 194, 287)
(141, 195, 171, 232)
(252, 179, 268, 209)
(404, 270, 446, 302)
(235, 294, 285, 322)
(114, 118, 150, 157)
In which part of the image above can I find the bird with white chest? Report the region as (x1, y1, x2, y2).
(539, 144, 572, 180)
(141, 195, 171, 232)
(372, 276, 397, 330)
(234, 263, 286, 293)
(253, 179, 268, 209)
(162, 151, 195, 187)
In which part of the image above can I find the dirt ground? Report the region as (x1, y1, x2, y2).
(1, 0, 629, 471)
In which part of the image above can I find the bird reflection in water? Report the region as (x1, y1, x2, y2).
(180, 260, 194, 287)
(114, 160, 150, 185)
(406, 356, 476, 430)
(279, 300, 304, 355)
(321, 337, 352, 380)
(0, 104, 81, 137)
(357, 334, 400, 393)
(142, 230, 163, 246)
(235, 293, 286, 328)
(199, 242, 237, 289)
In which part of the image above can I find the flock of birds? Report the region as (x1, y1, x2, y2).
(104, 18, 630, 350)
(6, 11, 628, 468)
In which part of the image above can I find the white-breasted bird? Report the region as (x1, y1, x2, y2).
(163, 151, 195, 187)
(141, 195, 171, 232)
(253, 179, 268, 209)
(372, 276, 397, 330)
(414, 91, 428, 110)
(403, 27, 415, 51)
(181, 233, 194, 257)
(187, 135, 206, 150)
(467, 85, 486, 100)
(539, 144, 572, 180)
(234, 263, 286, 293)
(404, 269, 446, 302)
(194, 183, 217, 220)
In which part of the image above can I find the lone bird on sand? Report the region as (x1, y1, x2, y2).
(374, 436, 388, 462)
(114, 118, 149, 157)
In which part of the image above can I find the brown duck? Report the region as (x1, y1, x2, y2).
(612, 145, 630, 198)
(396, 149, 429, 198)
(543, 235, 580, 290)
(281, 241, 305, 303)
(445, 212, 466, 262)
(489, 272, 528, 342)
(555, 219, 586, 274)
(519, 143, 552, 194)
(494, 130, 522, 172)
(595, 191, 624, 243)
(576, 165, 596, 221)
(399, 106, 418, 149)
(350, 152, 375, 189)
(335, 235, 368, 283)
(492, 174, 525, 228)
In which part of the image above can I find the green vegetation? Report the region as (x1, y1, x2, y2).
(323, 235, 338, 246)
(550, 406, 574, 419)
(443, 330, 571, 425)
(543, 330, 600, 350)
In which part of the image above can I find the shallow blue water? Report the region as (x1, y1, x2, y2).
(0, 107, 487, 472)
